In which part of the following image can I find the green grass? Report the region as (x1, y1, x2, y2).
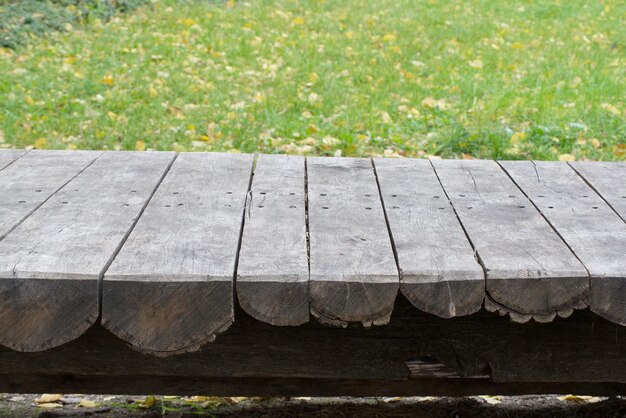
(0, 0, 624, 160)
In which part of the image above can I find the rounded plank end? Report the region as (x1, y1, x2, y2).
(309, 279, 399, 327)
(590, 276, 626, 326)
(400, 274, 484, 318)
(0, 278, 97, 352)
(487, 275, 589, 317)
(102, 280, 233, 355)
(485, 294, 570, 324)
(237, 278, 309, 326)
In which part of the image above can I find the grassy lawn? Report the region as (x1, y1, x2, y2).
(0, 0, 624, 160)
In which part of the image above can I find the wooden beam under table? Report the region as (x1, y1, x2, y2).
(0, 298, 624, 396)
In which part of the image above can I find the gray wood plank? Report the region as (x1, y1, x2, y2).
(102, 152, 253, 354)
(569, 162, 626, 220)
(237, 154, 309, 326)
(431, 159, 589, 321)
(307, 157, 399, 327)
(374, 158, 484, 318)
(0, 151, 175, 352)
(501, 161, 626, 326)
(0, 149, 28, 171)
(0, 150, 102, 241)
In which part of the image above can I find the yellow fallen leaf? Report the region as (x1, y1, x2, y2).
(135, 140, 146, 151)
(558, 153, 575, 162)
(479, 395, 503, 404)
(290, 16, 304, 27)
(101, 75, 115, 86)
(469, 59, 483, 69)
(510, 132, 526, 143)
(227, 397, 248, 403)
(421, 97, 449, 110)
(591, 138, 601, 149)
(383, 33, 397, 42)
(139, 396, 156, 408)
(188, 396, 208, 402)
(78, 399, 97, 408)
(601, 103, 621, 116)
(34, 138, 47, 149)
(558, 394, 602, 403)
(37, 394, 62, 404)
(38, 403, 62, 409)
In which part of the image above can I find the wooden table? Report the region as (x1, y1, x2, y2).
(0, 149, 624, 396)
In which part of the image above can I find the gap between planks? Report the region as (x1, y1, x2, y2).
(97, 153, 179, 320)
(497, 160, 591, 321)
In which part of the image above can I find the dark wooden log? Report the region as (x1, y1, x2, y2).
(0, 298, 623, 396)
(2, 375, 624, 397)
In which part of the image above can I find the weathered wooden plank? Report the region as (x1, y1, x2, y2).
(374, 158, 484, 318)
(0, 151, 175, 352)
(237, 154, 309, 326)
(501, 161, 626, 326)
(307, 157, 399, 326)
(570, 161, 626, 220)
(0, 150, 102, 240)
(102, 152, 253, 354)
(0, 149, 28, 171)
(431, 159, 589, 322)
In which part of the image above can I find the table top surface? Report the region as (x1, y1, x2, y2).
(0, 149, 624, 355)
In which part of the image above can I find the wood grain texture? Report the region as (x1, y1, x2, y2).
(307, 157, 399, 327)
(0, 151, 175, 352)
(0, 150, 102, 240)
(237, 154, 309, 326)
(570, 162, 626, 220)
(431, 159, 589, 321)
(374, 158, 484, 318)
(0, 149, 28, 171)
(103, 152, 253, 355)
(501, 161, 626, 326)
